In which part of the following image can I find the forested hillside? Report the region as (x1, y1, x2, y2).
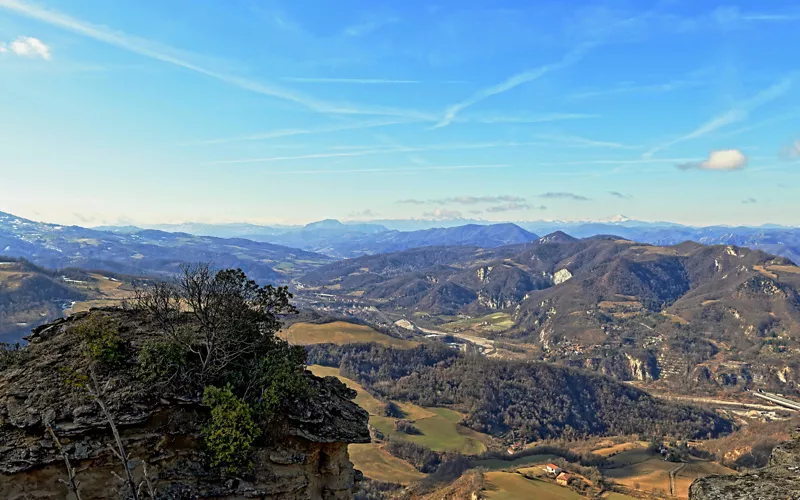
(308, 343, 732, 442)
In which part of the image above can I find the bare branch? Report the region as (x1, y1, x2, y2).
(47, 424, 83, 500)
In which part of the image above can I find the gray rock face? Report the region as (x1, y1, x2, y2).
(689, 428, 800, 500)
(0, 310, 370, 499)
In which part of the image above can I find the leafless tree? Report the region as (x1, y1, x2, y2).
(86, 364, 140, 500)
(133, 263, 296, 384)
(46, 424, 83, 500)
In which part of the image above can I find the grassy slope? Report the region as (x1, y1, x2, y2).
(483, 472, 583, 500)
(282, 321, 417, 348)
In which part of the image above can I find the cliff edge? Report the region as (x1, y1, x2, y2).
(0, 309, 370, 499)
(689, 427, 800, 500)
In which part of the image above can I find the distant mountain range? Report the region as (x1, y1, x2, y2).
(0, 211, 331, 283)
(99, 218, 539, 259)
(301, 234, 800, 393)
(94, 216, 800, 264)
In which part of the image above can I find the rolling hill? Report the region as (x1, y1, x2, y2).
(300, 235, 800, 393)
(0, 211, 332, 283)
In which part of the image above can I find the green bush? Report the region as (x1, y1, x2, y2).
(256, 344, 309, 417)
(202, 385, 262, 472)
(73, 315, 126, 367)
(138, 340, 188, 382)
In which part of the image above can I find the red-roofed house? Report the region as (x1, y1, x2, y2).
(556, 472, 572, 486)
(546, 463, 562, 475)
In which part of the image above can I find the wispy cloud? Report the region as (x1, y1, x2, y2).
(259, 163, 510, 176)
(484, 202, 537, 213)
(0, 35, 51, 59)
(461, 112, 600, 124)
(0, 0, 428, 119)
(192, 120, 414, 146)
(569, 79, 698, 100)
(434, 45, 591, 128)
(537, 133, 640, 150)
(609, 191, 633, 199)
(538, 192, 591, 201)
(343, 15, 399, 37)
(644, 77, 794, 158)
(206, 141, 545, 165)
(397, 195, 526, 205)
(283, 77, 419, 84)
(677, 149, 748, 171)
(742, 198, 758, 204)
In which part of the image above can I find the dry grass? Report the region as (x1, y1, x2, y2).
(307, 365, 386, 416)
(754, 265, 778, 279)
(483, 472, 583, 500)
(660, 311, 689, 325)
(0, 271, 32, 290)
(769, 264, 800, 275)
(591, 442, 646, 457)
(281, 321, 417, 348)
(348, 443, 425, 484)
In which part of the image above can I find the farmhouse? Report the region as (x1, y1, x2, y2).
(556, 472, 571, 486)
(546, 463, 562, 475)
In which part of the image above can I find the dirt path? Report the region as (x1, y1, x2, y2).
(669, 462, 686, 497)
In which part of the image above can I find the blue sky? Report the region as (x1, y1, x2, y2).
(1, 0, 799, 227)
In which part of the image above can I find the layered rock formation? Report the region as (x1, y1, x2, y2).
(0, 310, 370, 499)
(689, 427, 800, 500)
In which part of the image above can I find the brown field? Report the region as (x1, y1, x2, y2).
(67, 274, 135, 314)
(281, 321, 417, 348)
(598, 301, 643, 310)
(591, 441, 646, 457)
(769, 264, 800, 275)
(348, 443, 425, 484)
(483, 472, 583, 500)
(602, 448, 733, 499)
(660, 311, 689, 325)
(754, 265, 778, 279)
(633, 246, 678, 256)
(0, 271, 32, 290)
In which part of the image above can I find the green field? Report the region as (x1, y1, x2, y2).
(348, 443, 426, 484)
(282, 321, 417, 348)
(308, 365, 489, 456)
(370, 406, 488, 455)
(483, 472, 583, 500)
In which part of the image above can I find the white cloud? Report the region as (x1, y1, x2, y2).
(0, 36, 51, 59)
(677, 149, 748, 171)
(422, 208, 463, 219)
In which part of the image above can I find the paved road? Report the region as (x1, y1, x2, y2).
(752, 391, 800, 411)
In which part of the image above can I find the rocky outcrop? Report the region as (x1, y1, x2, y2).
(0, 310, 370, 499)
(689, 427, 800, 500)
